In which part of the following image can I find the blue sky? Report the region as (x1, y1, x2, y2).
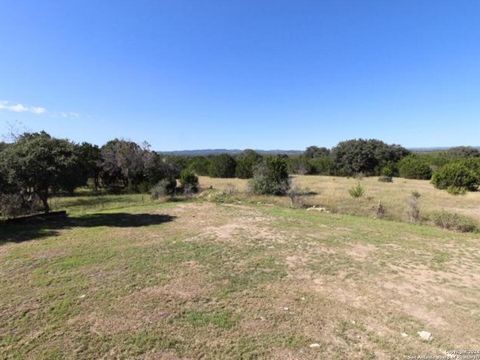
(1, 0, 479, 150)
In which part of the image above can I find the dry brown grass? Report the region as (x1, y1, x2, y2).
(199, 175, 480, 223)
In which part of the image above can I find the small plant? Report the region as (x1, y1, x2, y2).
(150, 178, 177, 200)
(406, 192, 421, 223)
(374, 201, 386, 219)
(430, 211, 478, 233)
(348, 183, 365, 198)
(378, 175, 393, 183)
(411, 190, 421, 199)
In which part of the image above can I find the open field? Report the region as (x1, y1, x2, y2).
(2, 192, 480, 359)
(199, 175, 480, 223)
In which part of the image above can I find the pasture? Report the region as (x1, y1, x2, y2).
(200, 175, 480, 223)
(1, 176, 480, 359)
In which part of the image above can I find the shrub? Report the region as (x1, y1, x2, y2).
(378, 175, 393, 183)
(188, 156, 211, 176)
(180, 170, 199, 194)
(250, 156, 290, 195)
(287, 156, 312, 175)
(308, 156, 333, 175)
(446, 186, 467, 195)
(431, 163, 479, 192)
(398, 155, 432, 180)
(235, 150, 262, 179)
(430, 211, 478, 233)
(348, 183, 365, 198)
(208, 154, 237, 178)
(150, 178, 177, 199)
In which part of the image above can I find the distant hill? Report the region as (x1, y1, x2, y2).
(159, 146, 480, 156)
(158, 149, 304, 156)
(410, 146, 480, 153)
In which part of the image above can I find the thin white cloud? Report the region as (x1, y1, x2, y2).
(59, 111, 80, 118)
(0, 100, 80, 118)
(0, 101, 47, 115)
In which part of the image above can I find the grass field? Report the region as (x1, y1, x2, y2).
(1, 178, 480, 359)
(199, 175, 480, 224)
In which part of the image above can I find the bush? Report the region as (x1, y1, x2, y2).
(150, 178, 177, 199)
(431, 163, 479, 192)
(287, 156, 312, 175)
(430, 211, 478, 232)
(250, 156, 290, 195)
(446, 186, 467, 195)
(208, 154, 237, 178)
(179, 170, 199, 194)
(348, 183, 365, 198)
(398, 155, 432, 180)
(188, 156, 211, 176)
(308, 156, 333, 175)
(378, 175, 393, 183)
(235, 150, 262, 179)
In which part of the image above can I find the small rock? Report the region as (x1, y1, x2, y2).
(309, 343, 321, 348)
(417, 331, 432, 342)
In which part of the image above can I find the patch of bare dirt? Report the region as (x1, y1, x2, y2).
(345, 243, 376, 261)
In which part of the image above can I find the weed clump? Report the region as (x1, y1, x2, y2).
(348, 183, 365, 198)
(430, 211, 478, 233)
(150, 178, 177, 200)
(407, 191, 421, 223)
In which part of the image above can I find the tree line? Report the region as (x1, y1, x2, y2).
(1, 131, 479, 217)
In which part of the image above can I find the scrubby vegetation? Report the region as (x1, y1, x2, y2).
(250, 156, 290, 195)
(1, 131, 479, 220)
(431, 162, 479, 192)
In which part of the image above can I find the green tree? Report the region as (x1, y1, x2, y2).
(331, 139, 409, 176)
(0, 131, 78, 212)
(235, 150, 262, 178)
(287, 156, 311, 175)
(398, 155, 432, 180)
(100, 139, 146, 190)
(446, 146, 480, 158)
(208, 154, 237, 178)
(305, 146, 330, 158)
(250, 156, 290, 195)
(188, 156, 211, 176)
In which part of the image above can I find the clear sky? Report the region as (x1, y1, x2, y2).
(1, 0, 479, 150)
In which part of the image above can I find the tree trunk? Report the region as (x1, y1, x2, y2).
(39, 192, 50, 213)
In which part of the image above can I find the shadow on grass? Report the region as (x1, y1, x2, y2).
(0, 213, 176, 245)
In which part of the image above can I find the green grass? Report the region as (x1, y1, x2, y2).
(1, 193, 480, 358)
